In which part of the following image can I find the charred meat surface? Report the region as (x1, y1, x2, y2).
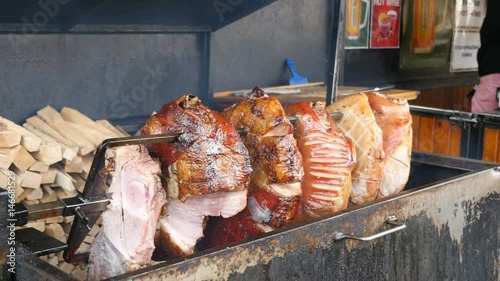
(366, 92, 412, 198)
(287, 101, 356, 217)
(141, 95, 252, 259)
(326, 94, 385, 205)
(88, 145, 167, 280)
(141, 95, 252, 202)
(204, 87, 303, 248)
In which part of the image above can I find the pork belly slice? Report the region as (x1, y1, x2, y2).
(287, 101, 356, 217)
(366, 92, 412, 198)
(201, 188, 290, 249)
(88, 145, 167, 280)
(326, 94, 385, 205)
(153, 190, 247, 260)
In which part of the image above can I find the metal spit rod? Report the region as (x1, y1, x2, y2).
(14, 110, 344, 264)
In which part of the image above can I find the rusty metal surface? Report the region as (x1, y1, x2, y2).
(13, 155, 500, 281)
(99, 166, 499, 281)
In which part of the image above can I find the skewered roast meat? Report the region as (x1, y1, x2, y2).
(287, 101, 356, 217)
(203, 87, 303, 248)
(326, 94, 385, 205)
(88, 145, 167, 280)
(366, 92, 412, 198)
(141, 95, 252, 259)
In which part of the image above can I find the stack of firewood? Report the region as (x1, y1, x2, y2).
(1, 106, 129, 280)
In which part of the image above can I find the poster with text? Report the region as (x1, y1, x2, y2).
(370, 0, 402, 48)
(345, 0, 371, 49)
(450, 0, 485, 72)
(400, 0, 454, 69)
(450, 30, 481, 72)
(454, 0, 485, 30)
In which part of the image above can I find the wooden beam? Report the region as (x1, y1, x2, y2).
(41, 168, 57, 184)
(0, 153, 14, 170)
(36, 106, 95, 156)
(32, 143, 63, 166)
(0, 131, 21, 148)
(20, 170, 42, 189)
(54, 168, 76, 194)
(64, 155, 83, 174)
(29, 161, 50, 172)
(60, 107, 117, 139)
(23, 123, 78, 162)
(96, 120, 129, 137)
(67, 121, 106, 147)
(25, 116, 80, 153)
(0, 117, 42, 152)
(0, 145, 36, 172)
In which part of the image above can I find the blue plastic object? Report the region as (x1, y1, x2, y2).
(286, 58, 309, 85)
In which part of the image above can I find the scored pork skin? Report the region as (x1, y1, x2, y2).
(287, 101, 356, 217)
(88, 145, 167, 280)
(141, 95, 252, 202)
(366, 92, 412, 198)
(326, 94, 385, 205)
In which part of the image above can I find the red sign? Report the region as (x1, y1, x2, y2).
(370, 0, 401, 48)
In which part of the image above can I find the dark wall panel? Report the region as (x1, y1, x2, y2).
(0, 33, 207, 124)
(210, 0, 331, 93)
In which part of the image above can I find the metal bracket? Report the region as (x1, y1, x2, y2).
(334, 215, 406, 242)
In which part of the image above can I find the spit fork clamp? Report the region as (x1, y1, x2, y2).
(14, 133, 179, 264)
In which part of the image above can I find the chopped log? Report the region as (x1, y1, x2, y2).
(77, 242, 91, 253)
(56, 249, 65, 261)
(47, 256, 59, 267)
(88, 223, 100, 237)
(96, 120, 128, 137)
(29, 161, 49, 172)
(45, 216, 64, 224)
(0, 131, 21, 148)
(54, 168, 76, 194)
(41, 168, 57, 184)
(45, 223, 65, 239)
(23, 199, 40, 206)
(32, 143, 62, 166)
(61, 222, 72, 235)
(84, 235, 94, 244)
(67, 122, 106, 147)
(36, 106, 95, 155)
(70, 266, 87, 281)
(64, 155, 83, 174)
(20, 171, 42, 189)
(0, 117, 42, 152)
(15, 185, 26, 203)
(57, 235, 68, 244)
(23, 123, 78, 161)
(0, 153, 14, 170)
(115, 125, 130, 137)
(23, 221, 45, 232)
(70, 173, 86, 193)
(0, 146, 36, 172)
(61, 107, 117, 138)
(40, 184, 57, 203)
(25, 116, 80, 154)
(82, 154, 93, 174)
(63, 215, 74, 224)
(58, 262, 74, 275)
(24, 187, 43, 200)
(53, 186, 78, 199)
